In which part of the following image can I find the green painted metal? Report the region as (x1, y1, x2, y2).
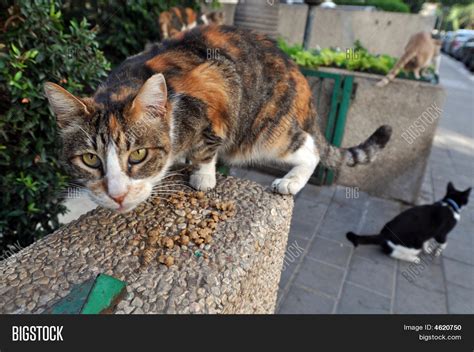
(81, 274, 127, 314)
(47, 274, 127, 314)
(46, 277, 96, 314)
(217, 164, 230, 176)
(325, 75, 354, 185)
(301, 68, 354, 185)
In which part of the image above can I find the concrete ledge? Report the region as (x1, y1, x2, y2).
(0, 172, 293, 314)
(309, 67, 446, 203)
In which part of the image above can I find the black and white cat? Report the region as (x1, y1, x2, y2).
(346, 182, 471, 263)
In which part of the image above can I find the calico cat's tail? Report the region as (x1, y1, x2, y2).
(314, 125, 392, 170)
(376, 51, 417, 87)
(346, 232, 382, 247)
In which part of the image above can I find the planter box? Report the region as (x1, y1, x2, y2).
(309, 67, 446, 204)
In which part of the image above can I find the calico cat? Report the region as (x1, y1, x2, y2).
(376, 31, 441, 87)
(347, 182, 471, 263)
(159, 6, 224, 39)
(44, 25, 392, 213)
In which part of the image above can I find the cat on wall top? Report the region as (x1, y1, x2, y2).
(44, 25, 392, 212)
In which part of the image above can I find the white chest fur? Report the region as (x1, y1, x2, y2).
(442, 203, 460, 221)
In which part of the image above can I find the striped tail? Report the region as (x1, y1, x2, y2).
(314, 125, 392, 170)
(376, 51, 417, 87)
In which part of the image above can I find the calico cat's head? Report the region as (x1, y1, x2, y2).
(44, 74, 172, 212)
(445, 182, 471, 208)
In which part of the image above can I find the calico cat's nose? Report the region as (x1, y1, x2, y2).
(110, 193, 127, 205)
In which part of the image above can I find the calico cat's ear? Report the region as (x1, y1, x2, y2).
(130, 74, 167, 121)
(44, 82, 90, 128)
(447, 182, 455, 193)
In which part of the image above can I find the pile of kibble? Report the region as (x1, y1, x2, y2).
(129, 190, 236, 268)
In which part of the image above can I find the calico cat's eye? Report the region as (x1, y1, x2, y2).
(82, 153, 101, 168)
(129, 149, 148, 165)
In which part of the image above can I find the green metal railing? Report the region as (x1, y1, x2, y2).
(301, 68, 354, 185)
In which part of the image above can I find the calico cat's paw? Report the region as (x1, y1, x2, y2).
(190, 173, 216, 191)
(271, 177, 305, 195)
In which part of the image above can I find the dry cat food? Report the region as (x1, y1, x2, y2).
(129, 190, 236, 268)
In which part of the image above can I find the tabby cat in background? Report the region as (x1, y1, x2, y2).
(44, 25, 392, 213)
(376, 31, 441, 87)
(159, 6, 224, 39)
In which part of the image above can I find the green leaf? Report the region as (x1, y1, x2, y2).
(13, 71, 22, 81)
(11, 43, 20, 56)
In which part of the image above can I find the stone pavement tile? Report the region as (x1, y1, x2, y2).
(452, 161, 474, 179)
(350, 245, 398, 267)
(336, 282, 391, 314)
(442, 238, 473, 265)
(317, 186, 369, 243)
(394, 271, 447, 314)
(277, 285, 335, 314)
(346, 255, 395, 297)
(450, 221, 473, 244)
(293, 197, 329, 224)
(307, 236, 352, 269)
(446, 282, 474, 314)
(432, 177, 450, 200)
(443, 258, 474, 290)
(294, 257, 345, 297)
(430, 162, 458, 182)
(290, 199, 328, 239)
(357, 196, 402, 235)
(297, 184, 336, 204)
(278, 237, 310, 291)
(397, 256, 445, 293)
(242, 169, 275, 187)
(289, 218, 318, 240)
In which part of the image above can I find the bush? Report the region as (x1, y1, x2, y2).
(62, 0, 199, 65)
(278, 39, 437, 83)
(335, 0, 410, 13)
(0, 0, 110, 255)
(368, 0, 410, 13)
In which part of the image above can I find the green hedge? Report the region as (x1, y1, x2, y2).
(62, 0, 199, 65)
(0, 0, 110, 255)
(278, 39, 437, 82)
(335, 0, 410, 13)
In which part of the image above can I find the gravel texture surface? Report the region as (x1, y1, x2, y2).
(0, 171, 293, 314)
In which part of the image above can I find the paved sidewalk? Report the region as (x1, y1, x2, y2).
(236, 54, 473, 314)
